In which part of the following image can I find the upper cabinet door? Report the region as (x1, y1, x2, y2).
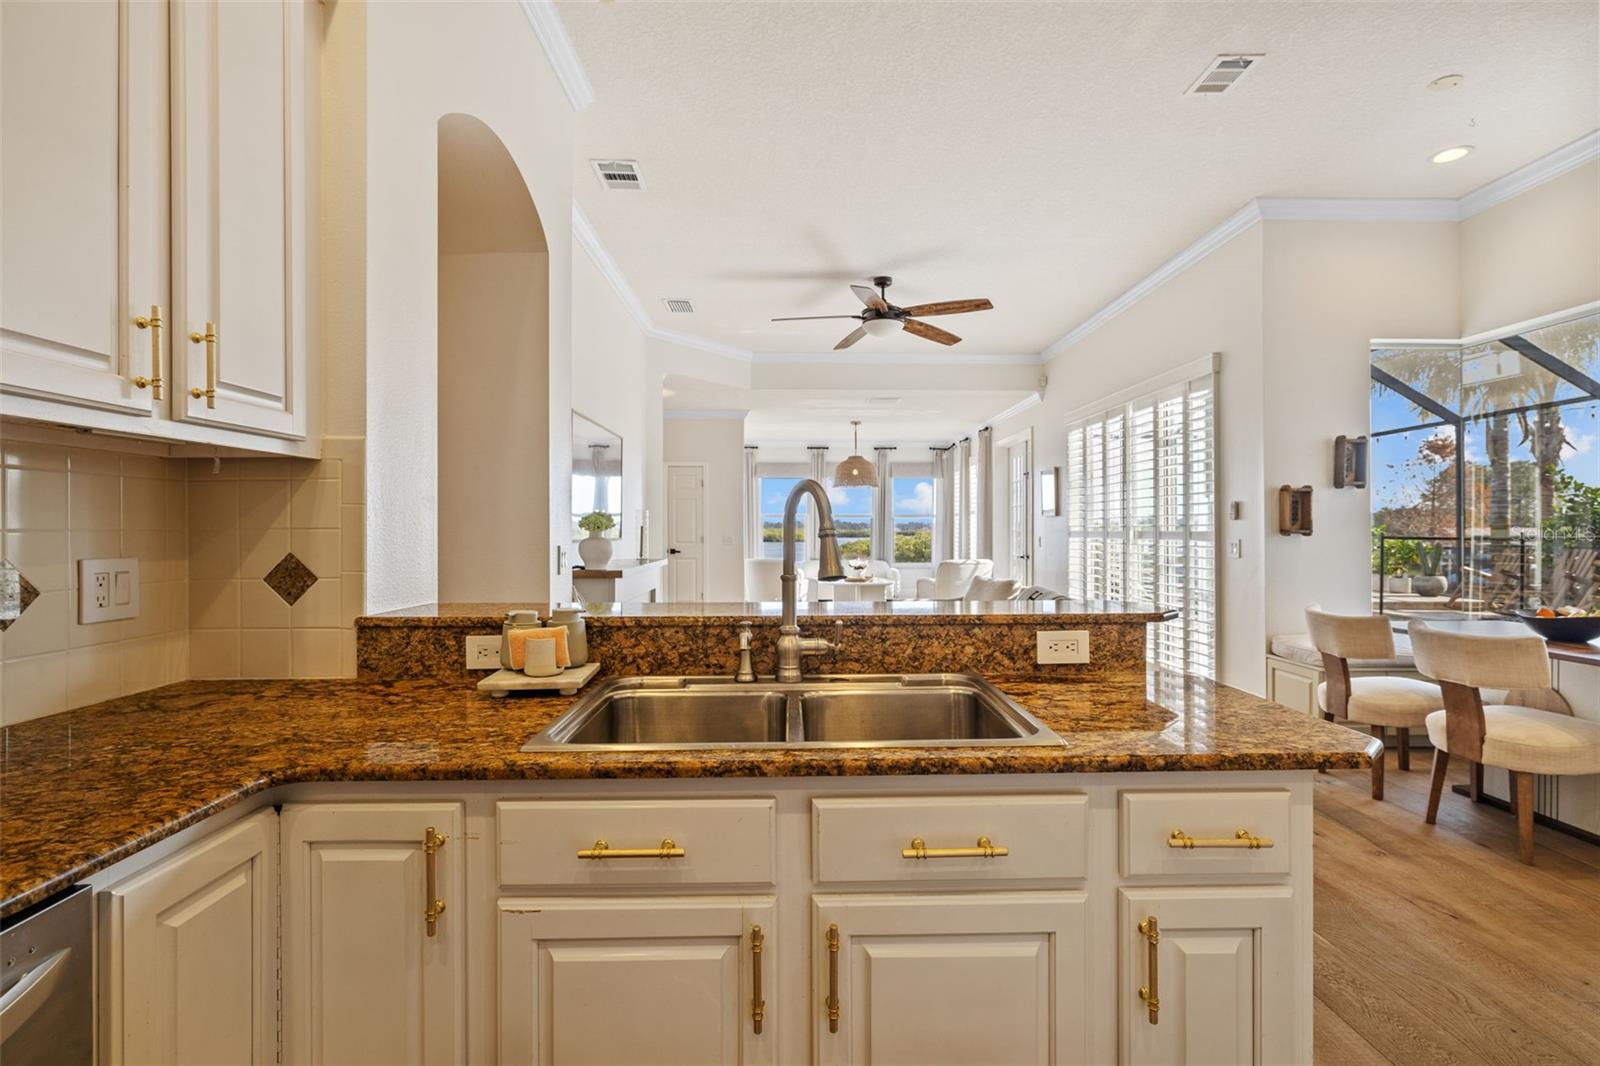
(1, 0, 167, 415)
(172, 0, 310, 439)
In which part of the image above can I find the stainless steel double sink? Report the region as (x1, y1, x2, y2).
(521, 674, 1064, 751)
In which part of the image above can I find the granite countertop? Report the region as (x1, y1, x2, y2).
(0, 671, 1375, 916)
(361, 599, 1181, 626)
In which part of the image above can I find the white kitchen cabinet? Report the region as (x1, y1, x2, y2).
(171, 0, 314, 439)
(281, 802, 466, 1066)
(99, 808, 277, 1066)
(498, 896, 777, 1065)
(813, 892, 1089, 1066)
(1, 0, 167, 416)
(1118, 886, 1296, 1066)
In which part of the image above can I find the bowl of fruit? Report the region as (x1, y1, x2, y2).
(1516, 606, 1600, 645)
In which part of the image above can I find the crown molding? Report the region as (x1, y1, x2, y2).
(1458, 129, 1600, 219)
(517, 0, 594, 111)
(664, 409, 749, 421)
(751, 350, 1042, 367)
(985, 391, 1043, 427)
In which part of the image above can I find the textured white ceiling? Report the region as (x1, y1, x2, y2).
(560, 0, 1597, 357)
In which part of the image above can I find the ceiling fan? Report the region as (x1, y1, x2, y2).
(770, 275, 993, 350)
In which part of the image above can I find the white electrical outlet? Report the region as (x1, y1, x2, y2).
(466, 635, 503, 670)
(1037, 630, 1091, 665)
(78, 557, 138, 623)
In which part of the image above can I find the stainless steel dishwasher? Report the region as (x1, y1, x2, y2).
(0, 885, 92, 1066)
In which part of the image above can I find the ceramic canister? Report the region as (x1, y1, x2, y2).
(547, 606, 588, 667)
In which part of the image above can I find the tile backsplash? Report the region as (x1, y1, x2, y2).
(0, 432, 366, 725)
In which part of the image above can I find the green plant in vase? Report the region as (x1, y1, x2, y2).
(577, 511, 616, 569)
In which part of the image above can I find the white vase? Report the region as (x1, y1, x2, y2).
(578, 532, 613, 569)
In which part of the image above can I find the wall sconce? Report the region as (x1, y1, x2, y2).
(1332, 435, 1368, 489)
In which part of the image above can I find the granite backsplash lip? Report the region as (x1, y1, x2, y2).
(0, 671, 1377, 918)
(359, 600, 1181, 626)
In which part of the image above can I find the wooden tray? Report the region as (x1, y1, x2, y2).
(477, 661, 601, 698)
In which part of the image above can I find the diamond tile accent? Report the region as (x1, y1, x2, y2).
(0, 560, 38, 631)
(263, 552, 318, 606)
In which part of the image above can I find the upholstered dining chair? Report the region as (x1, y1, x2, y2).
(1410, 622, 1600, 864)
(1305, 606, 1444, 800)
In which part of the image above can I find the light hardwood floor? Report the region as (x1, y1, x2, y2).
(1314, 749, 1600, 1065)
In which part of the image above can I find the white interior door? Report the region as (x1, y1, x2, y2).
(281, 802, 466, 1066)
(1007, 438, 1033, 585)
(814, 892, 1088, 1066)
(666, 463, 706, 602)
(1118, 886, 1297, 1066)
(499, 896, 776, 1065)
(1, 0, 166, 415)
(100, 809, 277, 1066)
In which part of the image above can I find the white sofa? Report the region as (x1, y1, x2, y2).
(913, 559, 995, 600)
(744, 558, 808, 602)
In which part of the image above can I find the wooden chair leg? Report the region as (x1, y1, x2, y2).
(1425, 748, 1450, 824)
(1370, 726, 1385, 801)
(1396, 727, 1411, 771)
(1512, 771, 1535, 864)
(1469, 761, 1484, 802)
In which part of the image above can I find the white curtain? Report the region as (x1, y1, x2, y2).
(872, 447, 894, 561)
(806, 446, 828, 561)
(954, 437, 971, 558)
(974, 426, 994, 560)
(931, 446, 954, 563)
(743, 446, 759, 559)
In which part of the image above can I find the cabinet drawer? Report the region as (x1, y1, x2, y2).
(498, 799, 775, 886)
(1119, 790, 1291, 877)
(813, 794, 1087, 882)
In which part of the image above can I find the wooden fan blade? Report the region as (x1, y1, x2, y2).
(834, 325, 868, 350)
(770, 315, 865, 321)
(851, 284, 889, 311)
(899, 298, 993, 317)
(903, 318, 961, 346)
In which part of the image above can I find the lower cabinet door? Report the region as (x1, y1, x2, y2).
(1118, 886, 1297, 1065)
(281, 802, 466, 1065)
(498, 896, 777, 1065)
(813, 892, 1089, 1066)
(99, 808, 278, 1066)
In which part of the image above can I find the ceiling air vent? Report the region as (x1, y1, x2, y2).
(1185, 54, 1262, 96)
(662, 298, 695, 314)
(591, 159, 643, 190)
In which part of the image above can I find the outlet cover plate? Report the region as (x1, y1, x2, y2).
(466, 634, 502, 670)
(78, 557, 139, 623)
(1036, 629, 1090, 665)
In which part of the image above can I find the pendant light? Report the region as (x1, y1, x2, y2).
(833, 420, 878, 488)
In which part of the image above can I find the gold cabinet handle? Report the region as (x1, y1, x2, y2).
(750, 924, 765, 1035)
(901, 835, 1009, 859)
(1167, 828, 1274, 850)
(1138, 916, 1159, 1025)
(577, 838, 685, 860)
(424, 826, 446, 937)
(131, 304, 163, 398)
(188, 322, 216, 408)
(825, 923, 840, 1034)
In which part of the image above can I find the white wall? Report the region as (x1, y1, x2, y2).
(663, 415, 749, 601)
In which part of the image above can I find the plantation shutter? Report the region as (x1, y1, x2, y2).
(1064, 369, 1217, 678)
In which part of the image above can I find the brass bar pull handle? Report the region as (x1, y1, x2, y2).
(424, 826, 446, 937)
(825, 923, 840, 1034)
(188, 322, 216, 408)
(1167, 828, 1275, 850)
(577, 838, 685, 860)
(132, 305, 163, 397)
(901, 835, 1009, 859)
(1138, 916, 1159, 1025)
(750, 925, 765, 1035)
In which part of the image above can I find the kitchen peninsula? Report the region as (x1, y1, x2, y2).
(1, 601, 1375, 1065)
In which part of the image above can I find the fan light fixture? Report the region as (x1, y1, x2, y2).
(833, 420, 878, 488)
(861, 317, 904, 337)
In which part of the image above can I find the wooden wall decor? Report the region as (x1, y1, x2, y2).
(1279, 485, 1313, 535)
(1332, 435, 1368, 489)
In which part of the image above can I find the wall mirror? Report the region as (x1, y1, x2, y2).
(572, 413, 623, 540)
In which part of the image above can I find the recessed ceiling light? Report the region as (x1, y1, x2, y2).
(1430, 145, 1473, 164)
(1428, 74, 1465, 91)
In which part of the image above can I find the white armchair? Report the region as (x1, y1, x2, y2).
(913, 559, 995, 600)
(866, 559, 902, 599)
(744, 559, 807, 602)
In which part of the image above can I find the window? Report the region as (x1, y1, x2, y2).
(757, 476, 802, 560)
(891, 474, 934, 563)
(1065, 370, 1216, 678)
(828, 484, 873, 560)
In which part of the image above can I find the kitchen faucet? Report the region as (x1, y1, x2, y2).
(777, 478, 845, 681)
